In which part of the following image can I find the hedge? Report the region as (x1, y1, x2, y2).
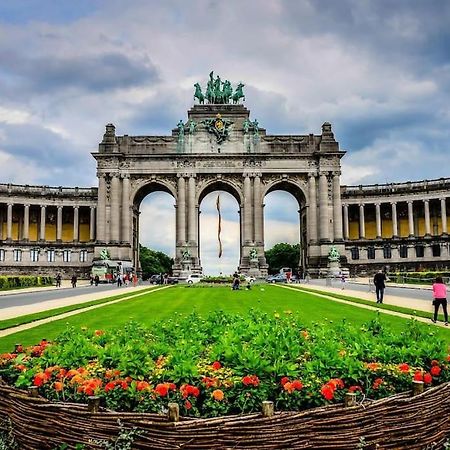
(388, 271, 450, 284)
(0, 276, 53, 290)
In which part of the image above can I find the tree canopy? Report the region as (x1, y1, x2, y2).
(264, 243, 300, 275)
(139, 245, 173, 279)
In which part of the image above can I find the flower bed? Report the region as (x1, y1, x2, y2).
(1, 311, 450, 447)
(1, 311, 450, 416)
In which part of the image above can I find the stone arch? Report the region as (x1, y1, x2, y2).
(262, 178, 308, 275)
(262, 179, 307, 207)
(197, 178, 243, 206)
(131, 178, 177, 208)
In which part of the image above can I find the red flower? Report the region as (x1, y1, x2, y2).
(423, 373, 433, 384)
(120, 380, 129, 390)
(328, 378, 344, 389)
(202, 376, 219, 388)
(181, 384, 200, 398)
(413, 371, 423, 382)
(291, 380, 303, 390)
(348, 385, 362, 393)
(185, 400, 192, 410)
(321, 385, 334, 401)
(446, 355, 450, 362)
(155, 384, 169, 397)
(105, 381, 116, 392)
(33, 372, 49, 387)
(398, 363, 410, 373)
(242, 375, 259, 387)
(94, 330, 104, 336)
(280, 377, 290, 386)
(431, 359, 439, 366)
(212, 361, 222, 371)
(431, 366, 441, 377)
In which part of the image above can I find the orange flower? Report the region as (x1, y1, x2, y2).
(372, 378, 384, 389)
(365, 362, 381, 371)
(14, 364, 26, 372)
(94, 330, 104, 336)
(54, 382, 64, 392)
(212, 389, 224, 401)
(180, 384, 200, 398)
(212, 361, 222, 371)
(398, 363, 410, 373)
(65, 369, 79, 379)
(202, 376, 219, 388)
(185, 400, 192, 410)
(136, 381, 150, 391)
(280, 377, 290, 386)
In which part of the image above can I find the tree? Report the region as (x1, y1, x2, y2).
(139, 245, 173, 280)
(264, 243, 300, 275)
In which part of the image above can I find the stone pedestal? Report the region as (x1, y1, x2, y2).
(328, 260, 341, 277)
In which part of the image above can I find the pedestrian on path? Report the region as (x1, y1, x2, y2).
(432, 276, 448, 325)
(373, 269, 386, 304)
(55, 273, 62, 288)
(71, 274, 77, 288)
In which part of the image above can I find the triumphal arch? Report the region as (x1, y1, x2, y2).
(93, 73, 346, 277)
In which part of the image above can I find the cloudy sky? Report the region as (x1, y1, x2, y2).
(1, 1, 449, 273)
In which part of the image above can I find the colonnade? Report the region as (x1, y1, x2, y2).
(0, 202, 96, 242)
(343, 197, 448, 240)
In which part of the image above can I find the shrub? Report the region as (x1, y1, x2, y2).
(0, 275, 53, 290)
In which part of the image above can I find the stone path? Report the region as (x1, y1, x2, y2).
(0, 285, 171, 338)
(276, 284, 448, 328)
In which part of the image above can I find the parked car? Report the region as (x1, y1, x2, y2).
(266, 274, 286, 283)
(149, 274, 162, 285)
(186, 274, 203, 284)
(245, 276, 256, 283)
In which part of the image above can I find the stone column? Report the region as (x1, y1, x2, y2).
(110, 174, 121, 243)
(332, 172, 343, 240)
(243, 175, 253, 244)
(177, 176, 186, 245)
(73, 206, 79, 242)
(187, 176, 197, 244)
(40, 205, 46, 241)
(343, 203, 349, 239)
(23, 204, 30, 241)
(90, 206, 96, 241)
(307, 173, 318, 242)
(375, 203, 382, 238)
(96, 174, 107, 243)
(253, 174, 263, 245)
(391, 202, 398, 238)
(441, 198, 447, 235)
(424, 199, 431, 236)
(319, 172, 329, 241)
(6, 203, 13, 240)
(359, 204, 365, 239)
(121, 175, 130, 243)
(57, 206, 63, 241)
(407, 200, 415, 237)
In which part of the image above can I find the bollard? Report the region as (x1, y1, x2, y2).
(262, 401, 274, 417)
(344, 392, 357, 407)
(87, 396, 101, 413)
(28, 386, 39, 398)
(168, 403, 180, 422)
(412, 380, 424, 396)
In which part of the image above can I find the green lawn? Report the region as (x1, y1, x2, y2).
(1, 284, 449, 353)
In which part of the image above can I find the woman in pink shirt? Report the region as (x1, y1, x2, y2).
(432, 276, 448, 325)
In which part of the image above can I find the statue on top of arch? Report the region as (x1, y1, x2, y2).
(194, 71, 245, 105)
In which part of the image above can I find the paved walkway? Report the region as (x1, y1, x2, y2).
(278, 282, 448, 328)
(0, 283, 151, 321)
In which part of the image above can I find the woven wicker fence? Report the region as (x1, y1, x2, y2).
(1, 381, 450, 449)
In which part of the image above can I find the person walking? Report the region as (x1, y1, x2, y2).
(71, 274, 77, 288)
(432, 276, 448, 325)
(373, 269, 386, 304)
(94, 275, 100, 286)
(55, 273, 62, 288)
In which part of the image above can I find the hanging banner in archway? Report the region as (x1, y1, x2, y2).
(216, 194, 223, 258)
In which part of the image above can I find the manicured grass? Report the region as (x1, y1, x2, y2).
(0, 287, 156, 331)
(1, 284, 449, 353)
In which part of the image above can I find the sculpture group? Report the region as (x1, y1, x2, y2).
(194, 72, 245, 105)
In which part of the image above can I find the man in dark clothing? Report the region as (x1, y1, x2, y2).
(373, 270, 387, 303)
